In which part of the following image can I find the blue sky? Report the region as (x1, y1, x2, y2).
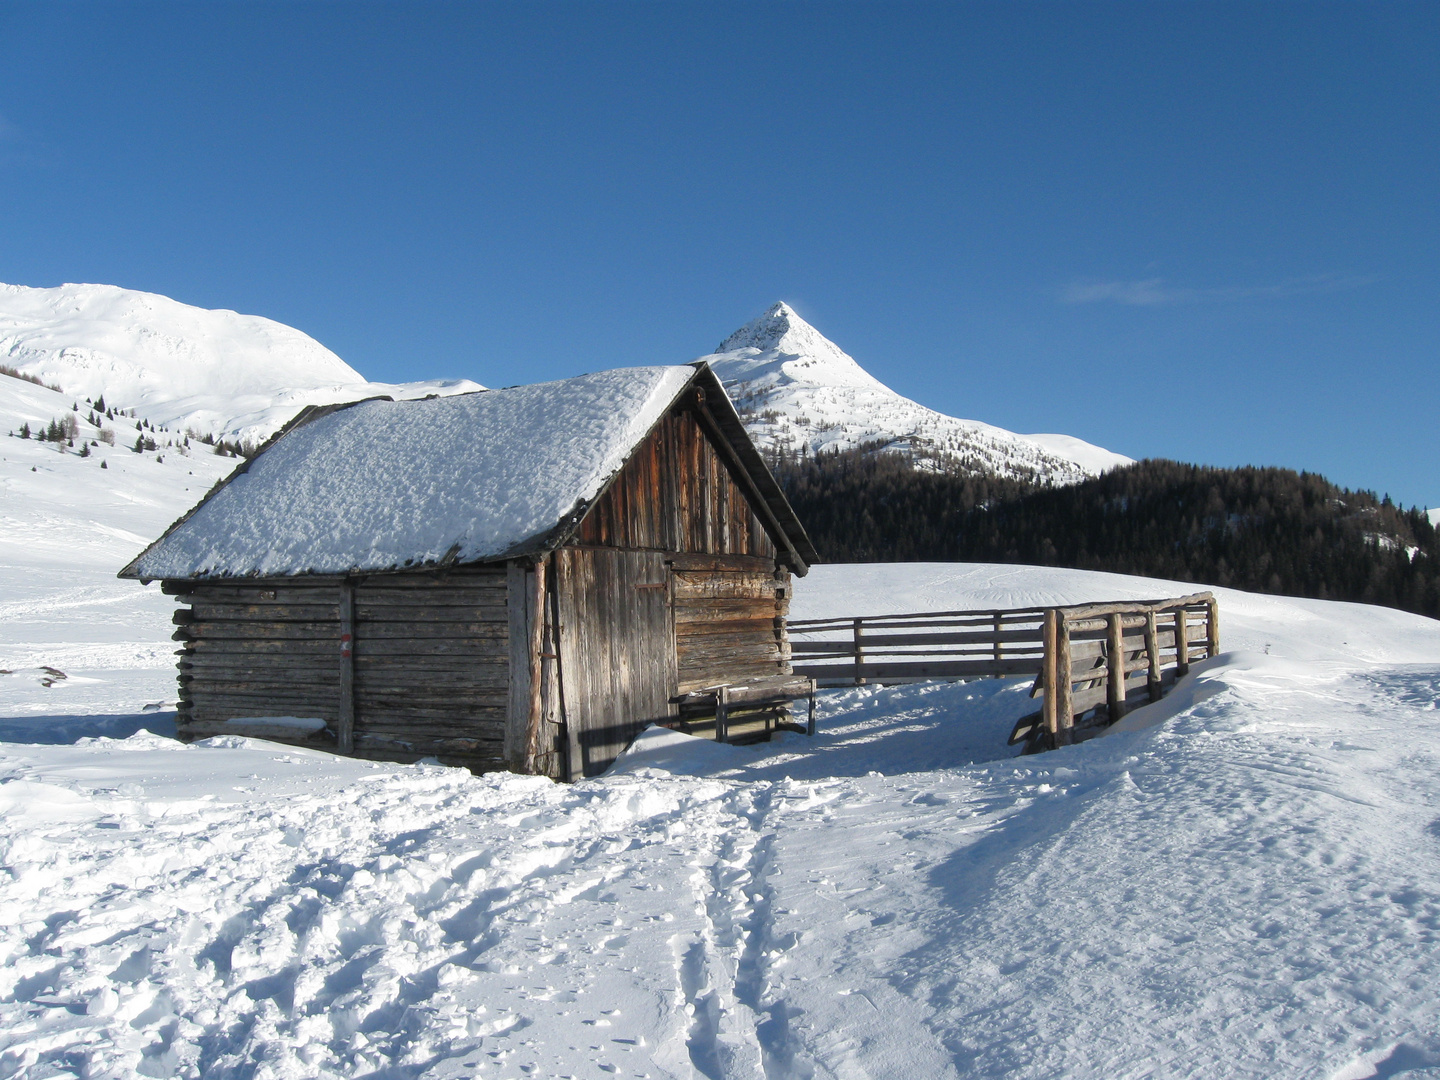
(2, 2, 1436, 508)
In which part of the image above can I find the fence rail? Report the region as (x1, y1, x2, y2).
(789, 591, 1219, 749)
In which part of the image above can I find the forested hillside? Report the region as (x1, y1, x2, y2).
(773, 451, 1440, 617)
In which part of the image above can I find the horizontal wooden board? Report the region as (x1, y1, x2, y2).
(794, 657, 1043, 680)
(671, 596, 783, 622)
(172, 584, 342, 605)
(355, 605, 507, 622)
(351, 639, 510, 658)
(186, 602, 340, 623)
(666, 553, 777, 574)
(670, 572, 780, 601)
(352, 621, 507, 640)
(181, 621, 344, 640)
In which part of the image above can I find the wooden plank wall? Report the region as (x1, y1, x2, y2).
(170, 581, 344, 746)
(575, 405, 778, 559)
(555, 548, 677, 779)
(169, 569, 511, 772)
(350, 569, 508, 770)
(670, 553, 791, 694)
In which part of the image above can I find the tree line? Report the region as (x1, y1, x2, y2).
(770, 447, 1440, 618)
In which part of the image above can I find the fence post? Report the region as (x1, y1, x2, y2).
(1106, 613, 1127, 722)
(1144, 609, 1162, 702)
(1055, 612, 1074, 746)
(1042, 609, 1058, 742)
(715, 685, 729, 743)
(993, 613, 1003, 677)
(1206, 597, 1221, 658)
(853, 618, 866, 686)
(1174, 609, 1190, 676)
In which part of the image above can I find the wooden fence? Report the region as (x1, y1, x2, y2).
(788, 591, 1219, 749)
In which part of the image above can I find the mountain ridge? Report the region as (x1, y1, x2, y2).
(0, 282, 483, 447)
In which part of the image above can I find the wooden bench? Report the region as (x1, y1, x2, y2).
(670, 674, 818, 744)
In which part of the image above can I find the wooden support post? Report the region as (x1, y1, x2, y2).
(1174, 608, 1190, 676)
(1206, 597, 1221, 658)
(806, 678, 817, 737)
(524, 558, 547, 772)
(716, 684, 730, 743)
(853, 618, 866, 686)
(1055, 613, 1074, 746)
(1042, 608, 1059, 742)
(337, 581, 355, 754)
(1144, 609, 1162, 702)
(504, 562, 532, 771)
(993, 613, 1004, 677)
(1106, 612, 1126, 722)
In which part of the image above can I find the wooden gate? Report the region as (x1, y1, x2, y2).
(555, 547, 678, 779)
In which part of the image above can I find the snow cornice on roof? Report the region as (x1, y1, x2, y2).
(120, 363, 815, 583)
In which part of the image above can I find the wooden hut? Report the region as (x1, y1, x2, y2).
(120, 363, 818, 779)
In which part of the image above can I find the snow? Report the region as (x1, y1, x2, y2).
(127, 366, 699, 579)
(1, 283, 483, 446)
(5, 285, 1440, 1078)
(1, 372, 237, 720)
(704, 303, 1134, 483)
(1429, 507, 1439, 528)
(5, 556, 1440, 1079)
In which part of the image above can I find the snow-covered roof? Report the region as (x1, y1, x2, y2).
(121, 364, 813, 581)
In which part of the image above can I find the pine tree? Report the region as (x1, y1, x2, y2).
(94, 394, 106, 412)
(100, 459, 107, 469)
(19, 422, 29, 439)
(79, 442, 90, 458)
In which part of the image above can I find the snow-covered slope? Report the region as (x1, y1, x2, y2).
(1, 283, 482, 446)
(0, 373, 237, 715)
(703, 303, 1132, 483)
(3, 562, 1439, 1079)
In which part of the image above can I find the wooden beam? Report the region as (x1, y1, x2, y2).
(1042, 608, 1058, 743)
(337, 582, 355, 754)
(1055, 613, 1074, 746)
(1106, 613, 1126, 723)
(504, 561, 531, 771)
(1144, 610, 1162, 702)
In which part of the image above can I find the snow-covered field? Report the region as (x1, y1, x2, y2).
(4, 557, 1440, 1080)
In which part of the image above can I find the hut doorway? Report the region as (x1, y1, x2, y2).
(555, 547, 678, 778)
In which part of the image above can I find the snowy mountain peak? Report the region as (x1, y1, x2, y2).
(711, 302, 889, 394)
(702, 304, 1131, 484)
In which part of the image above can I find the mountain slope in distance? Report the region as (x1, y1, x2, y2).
(701, 302, 1131, 484)
(0, 282, 483, 445)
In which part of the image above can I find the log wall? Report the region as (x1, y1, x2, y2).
(169, 569, 510, 772)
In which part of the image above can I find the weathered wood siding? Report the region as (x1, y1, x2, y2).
(171, 581, 344, 746)
(669, 553, 791, 694)
(350, 569, 508, 770)
(170, 569, 510, 772)
(568, 405, 792, 698)
(575, 405, 778, 559)
(554, 547, 677, 778)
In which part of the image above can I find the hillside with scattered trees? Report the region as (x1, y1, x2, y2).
(772, 450, 1440, 618)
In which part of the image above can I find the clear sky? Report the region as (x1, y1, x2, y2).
(2, 2, 1436, 508)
